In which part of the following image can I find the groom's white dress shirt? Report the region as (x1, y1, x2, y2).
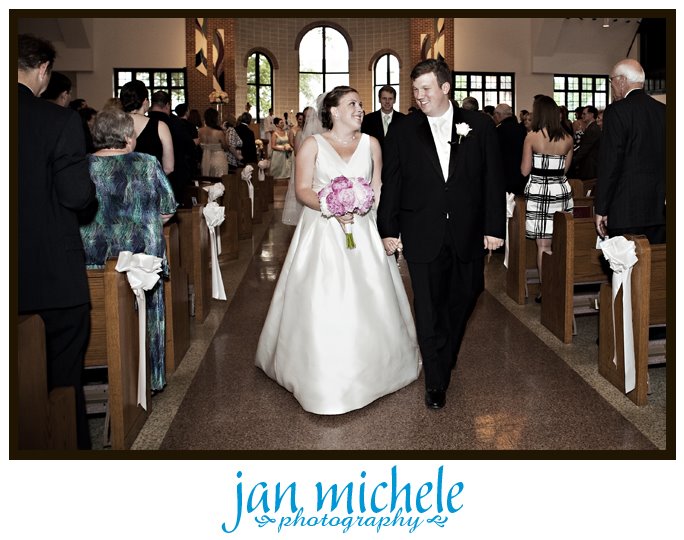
(427, 103, 453, 181)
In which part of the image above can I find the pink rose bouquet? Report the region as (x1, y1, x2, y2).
(318, 175, 375, 249)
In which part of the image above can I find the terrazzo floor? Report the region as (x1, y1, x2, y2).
(88, 180, 668, 454)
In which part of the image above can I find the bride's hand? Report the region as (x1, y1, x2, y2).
(335, 213, 354, 229)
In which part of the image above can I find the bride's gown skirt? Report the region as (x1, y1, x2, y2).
(255, 134, 421, 415)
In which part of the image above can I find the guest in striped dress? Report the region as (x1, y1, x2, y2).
(521, 95, 574, 303)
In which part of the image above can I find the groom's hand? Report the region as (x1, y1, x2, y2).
(382, 237, 401, 255)
(484, 235, 504, 251)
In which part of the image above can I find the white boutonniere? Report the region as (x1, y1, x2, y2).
(455, 122, 472, 144)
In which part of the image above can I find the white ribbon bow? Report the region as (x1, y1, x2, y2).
(203, 203, 227, 301)
(257, 159, 270, 182)
(114, 251, 163, 410)
(241, 165, 255, 218)
(203, 183, 225, 254)
(503, 192, 516, 268)
(599, 236, 638, 393)
(203, 182, 224, 203)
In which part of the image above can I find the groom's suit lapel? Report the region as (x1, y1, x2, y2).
(416, 113, 446, 183)
(447, 103, 462, 183)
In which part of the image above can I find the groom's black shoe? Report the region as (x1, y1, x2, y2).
(425, 389, 446, 410)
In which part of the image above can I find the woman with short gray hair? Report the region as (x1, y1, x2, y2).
(80, 107, 177, 393)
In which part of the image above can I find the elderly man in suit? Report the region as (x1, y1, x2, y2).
(493, 103, 528, 195)
(360, 85, 405, 148)
(595, 59, 665, 244)
(378, 59, 505, 410)
(18, 34, 97, 449)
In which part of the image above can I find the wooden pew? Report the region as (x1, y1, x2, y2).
(568, 178, 584, 197)
(266, 171, 274, 204)
(598, 236, 666, 405)
(506, 196, 539, 304)
(506, 194, 597, 305)
(225, 170, 253, 239)
(177, 205, 212, 323)
(572, 195, 595, 219)
(85, 259, 146, 450)
(17, 314, 77, 450)
(541, 211, 608, 343)
(163, 222, 190, 374)
(215, 173, 240, 259)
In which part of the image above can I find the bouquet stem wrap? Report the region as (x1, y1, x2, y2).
(114, 251, 163, 410)
(344, 223, 356, 249)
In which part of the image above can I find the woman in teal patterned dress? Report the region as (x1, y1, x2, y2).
(80, 109, 177, 391)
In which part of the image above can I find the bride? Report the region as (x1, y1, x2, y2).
(255, 86, 421, 415)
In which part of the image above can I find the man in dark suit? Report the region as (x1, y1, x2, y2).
(493, 103, 528, 195)
(377, 59, 505, 410)
(360, 85, 405, 148)
(571, 105, 602, 180)
(18, 34, 97, 449)
(236, 112, 258, 164)
(149, 91, 195, 204)
(596, 59, 665, 244)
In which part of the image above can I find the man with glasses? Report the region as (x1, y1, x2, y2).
(595, 59, 666, 244)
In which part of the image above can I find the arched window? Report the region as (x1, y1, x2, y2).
(298, 26, 349, 111)
(373, 53, 400, 111)
(247, 52, 273, 122)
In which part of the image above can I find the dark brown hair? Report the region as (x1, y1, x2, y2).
(532, 95, 566, 142)
(320, 86, 357, 129)
(410, 58, 451, 87)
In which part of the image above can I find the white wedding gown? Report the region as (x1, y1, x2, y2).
(255, 134, 421, 415)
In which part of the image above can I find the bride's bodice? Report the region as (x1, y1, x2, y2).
(312, 134, 373, 193)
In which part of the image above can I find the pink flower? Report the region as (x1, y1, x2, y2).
(331, 176, 352, 193)
(318, 175, 375, 249)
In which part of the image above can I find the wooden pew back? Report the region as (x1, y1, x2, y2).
(598, 237, 667, 405)
(17, 314, 77, 450)
(177, 206, 212, 323)
(541, 211, 607, 343)
(164, 222, 190, 374)
(85, 259, 146, 450)
(505, 196, 539, 304)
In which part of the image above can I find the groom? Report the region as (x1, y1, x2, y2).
(377, 59, 505, 410)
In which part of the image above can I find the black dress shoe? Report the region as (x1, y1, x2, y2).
(425, 389, 446, 409)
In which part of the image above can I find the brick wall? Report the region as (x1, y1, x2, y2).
(184, 17, 454, 118)
(186, 17, 237, 119)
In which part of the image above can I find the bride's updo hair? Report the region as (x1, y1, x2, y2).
(320, 86, 356, 129)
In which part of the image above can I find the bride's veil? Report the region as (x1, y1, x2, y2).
(300, 93, 326, 141)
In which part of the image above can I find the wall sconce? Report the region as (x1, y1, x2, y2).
(602, 18, 610, 28)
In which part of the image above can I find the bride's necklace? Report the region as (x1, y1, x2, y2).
(329, 130, 357, 145)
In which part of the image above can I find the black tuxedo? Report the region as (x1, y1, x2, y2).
(18, 83, 96, 448)
(571, 120, 601, 180)
(361, 109, 405, 147)
(378, 103, 505, 392)
(495, 115, 528, 195)
(596, 89, 665, 241)
(235, 122, 257, 164)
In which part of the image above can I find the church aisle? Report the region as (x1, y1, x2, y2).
(151, 212, 659, 452)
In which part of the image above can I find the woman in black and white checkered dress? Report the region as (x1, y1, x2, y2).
(521, 95, 574, 302)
